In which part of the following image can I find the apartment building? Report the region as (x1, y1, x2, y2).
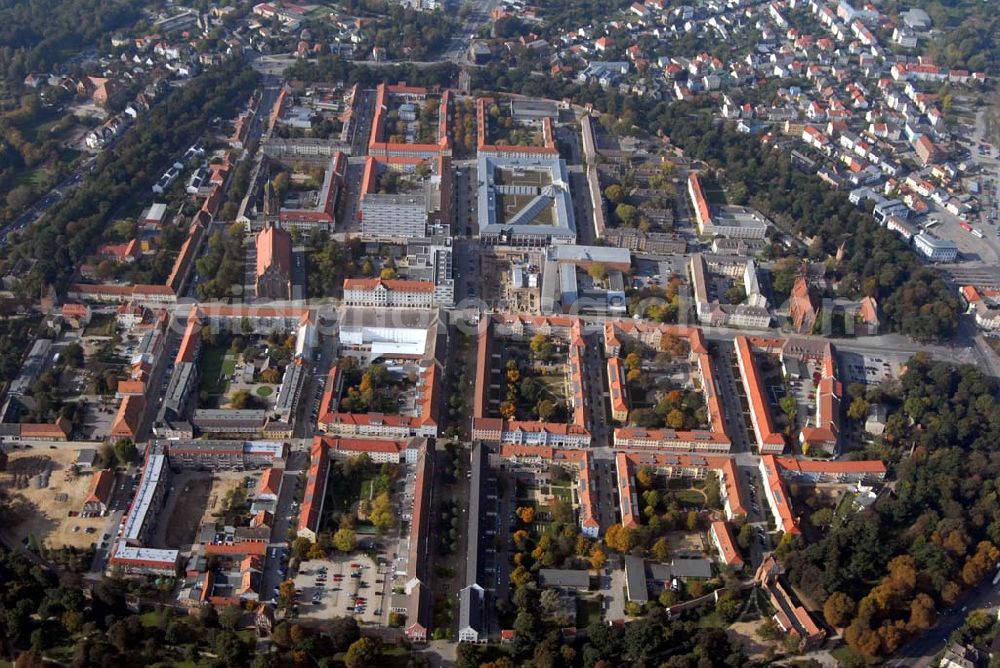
(734, 336, 786, 454)
(914, 232, 959, 262)
(342, 278, 436, 308)
(163, 440, 285, 470)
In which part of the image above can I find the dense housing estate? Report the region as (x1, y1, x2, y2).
(5, 0, 995, 652)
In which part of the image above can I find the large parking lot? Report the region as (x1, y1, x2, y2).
(291, 554, 387, 626)
(839, 352, 901, 386)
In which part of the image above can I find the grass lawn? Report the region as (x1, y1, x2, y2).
(551, 486, 572, 502)
(578, 597, 603, 627)
(376, 646, 416, 668)
(830, 645, 879, 667)
(833, 491, 857, 522)
(199, 345, 230, 395)
(14, 166, 54, 190)
(695, 609, 727, 629)
(83, 313, 116, 337)
(221, 356, 237, 376)
(138, 611, 162, 627)
(704, 188, 728, 205)
(256, 386, 273, 397)
(359, 478, 377, 502)
(673, 489, 707, 506)
(41, 645, 75, 663)
(535, 375, 569, 402)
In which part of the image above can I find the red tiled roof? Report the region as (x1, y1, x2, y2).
(258, 468, 282, 497)
(175, 309, 202, 364)
(735, 336, 785, 451)
(688, 172, 713, 227)
(85, 469, 115, 506)
(343, 278, 435, 293)
(760, 455, 799, 534)
(711, 521, 744, 567)
(256, 224, 292, 280)
(298, 438, 330, 536)
(111, 395, 145, 439)
(775, 457, 885, 477)
(204, 542, 268, 557)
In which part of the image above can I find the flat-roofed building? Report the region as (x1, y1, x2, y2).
(624, 555, 649, 604)
(914, 232, 958, 262)
(109, 545, 180, 577)
(477, 152, 577, 246)
(538, 568, 591, 590)
(123, 450, 170, 546)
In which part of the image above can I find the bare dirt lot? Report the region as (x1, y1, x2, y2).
(667, 530, 707, 558)
(151, 471, 249, 549)
(0, 449, 110, 549)
(728, 619, 776, 660)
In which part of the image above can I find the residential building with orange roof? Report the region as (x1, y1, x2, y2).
(471, 314, 591, 448)
(250, 511, 273, 528)
(607, 357, 629, 422)
(773, 457, 886, 484)
(719, 458, 748, 519)
(343, 278, 436, 308)
(165, 220, 205, 295)
(799, 344, 842, 454)
(204, 541, 268, 557)
(255, 223, 293, 300)
(116, 379, 147, 398)
(257, 468, 282, 500)
(111, 395, 146, 440)
(615, 452, 641, 529)
(497, 444, 599, 537)
(756, 556, 826, 650)
(475, 97, 560, 158)
(604, 321, 731, 453)
(68, 283, 177, 305)
(734, 336, 786, 454)
(83, 469, 115, 514)
(407, 440, 434, 584)
(318, 363, 439, 440)
(297, 438, 330, 540)
(368, 84, 451, 159)
(758, 455, 799, 534)
(687, 172, 713, 234)
(710, 521, 744, 568)
(175, 309, 203, 365)
(614, 451, 747, 521)
(314, 435, 423, 464)
(272, 151, 345, 230)
(60, 303, 92, 327)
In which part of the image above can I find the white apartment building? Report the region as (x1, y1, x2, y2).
(914, 232, 958, 262)
(342, 278, 436, 308)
